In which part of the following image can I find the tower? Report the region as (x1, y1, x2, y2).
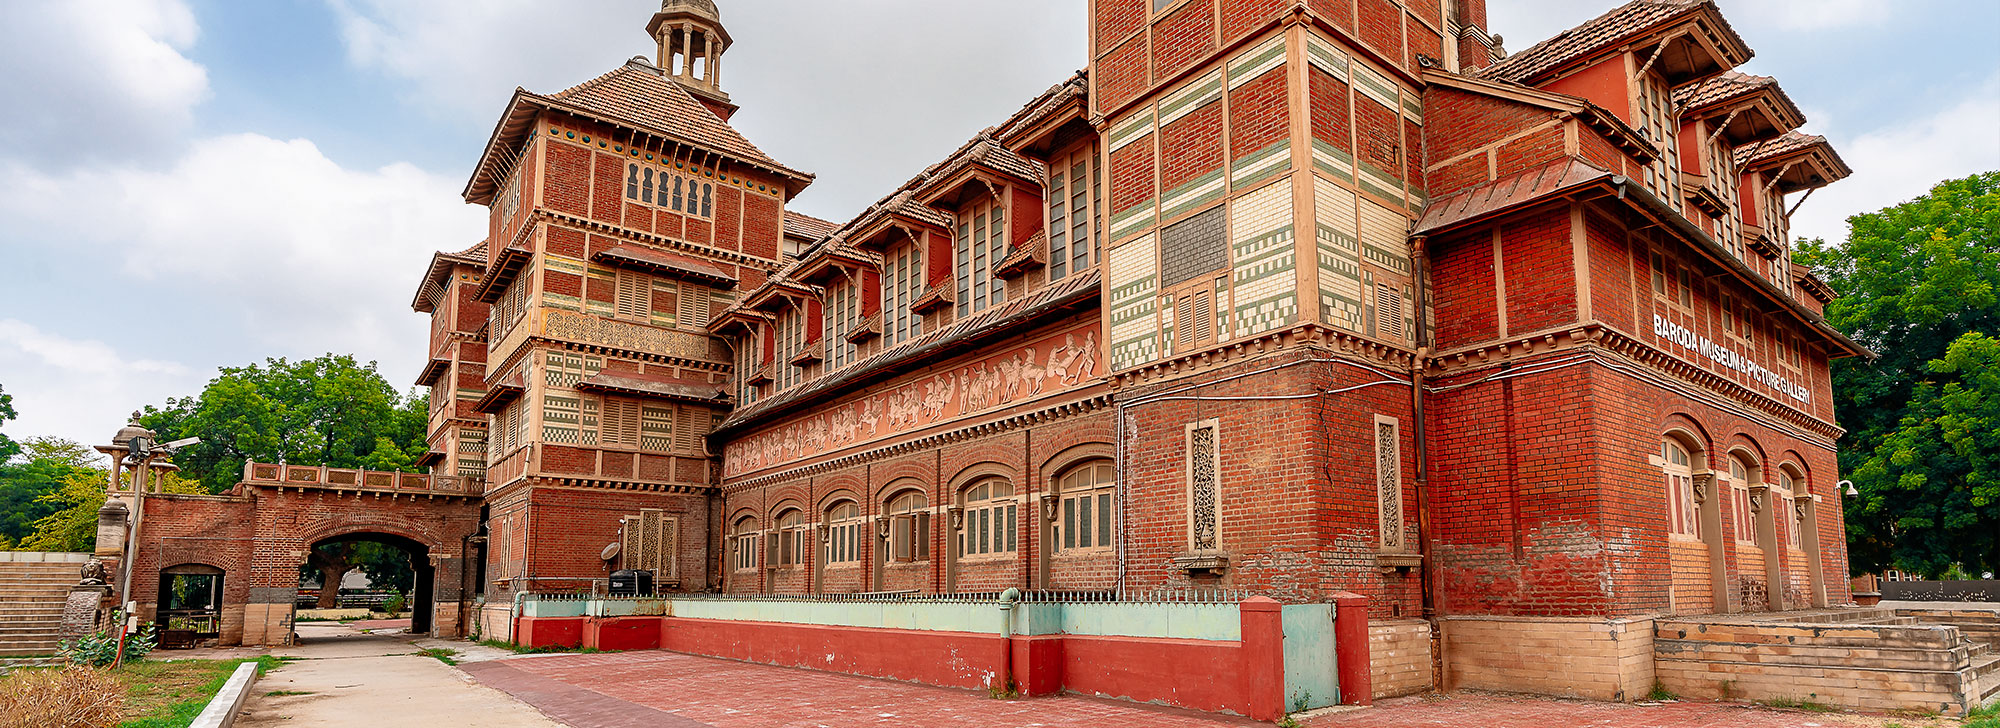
(648, 0, 735, 119)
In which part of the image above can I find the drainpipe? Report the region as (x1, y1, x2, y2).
(997, 587, 1019, 694)
(1410, 235, 1445, 692)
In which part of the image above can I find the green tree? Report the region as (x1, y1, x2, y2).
(0, 437, 102, 545)
(1797, 172, 2000, 577)
(138, 355, 428, 492)
(0, 383, 19, 463)
(300, 541, 415, 608)
(20, 467, 200, 553)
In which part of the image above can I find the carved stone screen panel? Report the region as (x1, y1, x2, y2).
(1186, 418, 1220, 551)
(1375, 415, 1405, 552)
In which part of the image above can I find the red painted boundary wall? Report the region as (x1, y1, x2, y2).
(512, 597, 1301, 721)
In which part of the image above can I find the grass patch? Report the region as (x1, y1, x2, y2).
(419, 648, 459, 666)
(475, 639, 604, 655)
(1966, 701, 2000, 728)
(1645, 682, 1676, 701)
(111, 655, 287, 728)
(1755, 696, 1840, 713)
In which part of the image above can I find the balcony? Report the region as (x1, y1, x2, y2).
(239, 462, 484, 497)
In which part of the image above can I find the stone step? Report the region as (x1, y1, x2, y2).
(0, 647, 61, 658)
(0, 656, 61, 674)
(1974, 652, 2000, 678)
(0, 624, 62, 636)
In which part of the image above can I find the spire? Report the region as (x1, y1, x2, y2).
(648, 0, 734, 117)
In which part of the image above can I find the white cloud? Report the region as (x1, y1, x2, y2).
(0, 133, 487, 376)
(329, 0, 635, 125)
(0, 319, 201, 450)
(0, 0, 209, 167)
(1787, 74, 2000, 245)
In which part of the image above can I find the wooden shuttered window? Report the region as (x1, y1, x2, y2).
(620, 509, 679, 581)
(614, 270, 649, 322)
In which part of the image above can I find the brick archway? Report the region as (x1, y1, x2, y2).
(119, 464, 483, 646)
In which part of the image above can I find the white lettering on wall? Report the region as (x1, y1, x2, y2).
(1652, 314, 1811, 405)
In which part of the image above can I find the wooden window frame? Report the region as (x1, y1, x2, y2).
(885, 490, 931, 563)
(955, 194, 1008, 318)
(1662, 438, 1700, 539)
(959, 479, 1017, 559)
(1047, 145, 1096, 282)
(731, 517, 760, 572)
(824, 502, 863, 566)
(1056, 460, 1115, 553)
(883, 242, 923, 346)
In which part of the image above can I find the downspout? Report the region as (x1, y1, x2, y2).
(1410, 235, 1445, 692)
(1114, 395, 1127, 598)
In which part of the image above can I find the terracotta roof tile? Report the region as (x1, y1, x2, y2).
(1480, 0, 1705, 83)
(783, 211, 840, 240)
(1733, 130, 1822, 167)
(1673, 69, 1767, 109)
(1416, 156, 1614, 234)
(542, 59, 803, 180)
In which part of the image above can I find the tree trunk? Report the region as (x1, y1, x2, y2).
(316, 563, 351, 608)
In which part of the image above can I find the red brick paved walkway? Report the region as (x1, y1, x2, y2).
(461, 649, 1921, 728)
(346, 618, 413, 630)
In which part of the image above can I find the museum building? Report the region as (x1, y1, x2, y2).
(416, 0, 1865, 700)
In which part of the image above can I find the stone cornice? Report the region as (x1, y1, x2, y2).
(1424, 322, 1843, 443)
(1111, 322, 1417, 390)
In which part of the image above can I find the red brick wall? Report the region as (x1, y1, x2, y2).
(1152, 0, 1215, 81)
(1500, 206, 1577, 334)
(1421, 87, 1555, 198)
(1229, 67, 1290, 162)
(1357, 0, 1400, 58)
(543, 142, 591, 219)
(743, 194, 781, 259)
(1310, 68, 1352, 156)
(1096, 0, 1146, 54)
(1161, 102, 1225, 194)
(1098, 36, 1150, 113)
(1430, 228, 1498, 348)
(1109, 131, 1157, 218)
(1222, 0, 1288, 45)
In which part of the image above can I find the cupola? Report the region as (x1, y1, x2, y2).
(648, 0, 736, 118)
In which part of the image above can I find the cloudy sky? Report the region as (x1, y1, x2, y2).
(1, 0, 1995, 450)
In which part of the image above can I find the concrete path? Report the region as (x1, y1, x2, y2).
(233, 623, 560, 727)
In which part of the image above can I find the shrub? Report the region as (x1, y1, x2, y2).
(383, 592, 407, 618)
(58, 612, 155, 668)
(0, 666, 125, 728)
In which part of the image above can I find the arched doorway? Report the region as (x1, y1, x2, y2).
(157, 564, 224, 649)
(300, 532, 434, 635)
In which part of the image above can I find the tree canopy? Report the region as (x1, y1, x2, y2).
(1797, 171, 2000, 578)
(139, 354, 429, 492)
(0, 383, 20, 464)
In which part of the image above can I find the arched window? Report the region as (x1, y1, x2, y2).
(1780, 466, 1805, 549)
(775, 510, 807, 567)
(1662, 438, 1699, 537)
(642, 168, 655, 204)
(1057, 460, 1115, 551)
(673, 176, 685, 212)
(825, 502, 862, 565)
(885, 491, 929, 562)
(960, 479, 1015, 557)
(625, 164, 640, 200)
(702, 183, 714, 217)
(731, 516, 760, 571)
(1728, 453, 1759, 545)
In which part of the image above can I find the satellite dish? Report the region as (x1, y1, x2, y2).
(600, 543, 621, 562)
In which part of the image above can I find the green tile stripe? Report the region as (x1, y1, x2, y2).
(1351, 63, 1399, 111)
(1110, 200, 1158, 241)
(1356, 159, 1404, 206)
(1235, 292, 1298, 336)
(1401, 94, 1423, 124)
(1306, 35, 1348, 78)
(1109, 276, 1160, 319)
(1317, 223, 1359, 254)
(1228, 36, 1287, 89)
(1108, 111, 1157, 153)
(1231, 226, 1297, 286)
(1231, 139, 1292, 188)
(1406, 188, 1428, 216)
(1160, 169, 1226, 220)
(1311, 139, 1354, 181)
(1363, 242, 1412, 274)
(542, 292, 583, 311)
(1160, 71, 1223, 126)
(546, 255, 587, 275)
(455, 388, 486, 401)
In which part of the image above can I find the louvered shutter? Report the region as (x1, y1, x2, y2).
(615, 271, 648, 321)
(1375, 285, 1405, 341)
(1192, 291, 1212, 346)
(678, 283, 705, 330)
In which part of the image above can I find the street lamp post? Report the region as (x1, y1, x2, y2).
(99, 414, 198, 667)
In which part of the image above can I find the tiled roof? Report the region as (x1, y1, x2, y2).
(715, 268, 1101, 435)
(783, 211, 839, 241)
(1481, 0, 1706, 83)
(1416, 156, 1614, 235)
(1673, 70, 1768, 110)
(1733, 130, 1824, 167)
(448, 240, 489, 265)
(995, 71, 1091, 146)
(544, 58, 804, 180)
(576, 370, 724, 404)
